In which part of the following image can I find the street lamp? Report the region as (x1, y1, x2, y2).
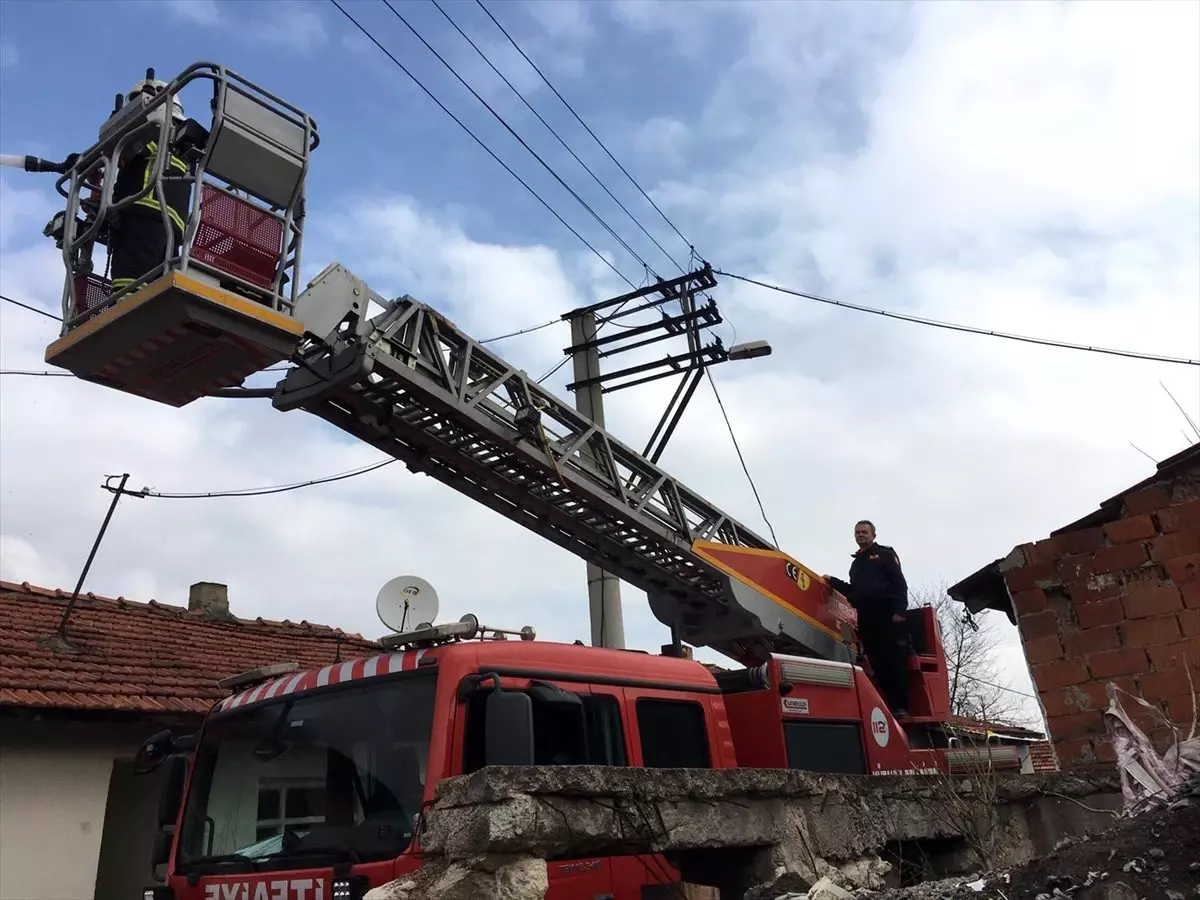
(728, 340, 772, 361)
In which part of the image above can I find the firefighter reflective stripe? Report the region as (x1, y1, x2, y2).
(133, 140, 188, 234)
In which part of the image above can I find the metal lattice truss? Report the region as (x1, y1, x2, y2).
(276, 265, 775, 609)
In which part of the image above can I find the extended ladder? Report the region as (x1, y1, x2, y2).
(274, 264, 854, 666)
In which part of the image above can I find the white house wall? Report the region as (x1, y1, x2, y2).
(0, 718, 165, 900)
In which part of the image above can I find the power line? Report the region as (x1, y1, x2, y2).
(956, 670, 1036, 701)
(2, 289, 571, 355)
(480, 317, 559, 344)
(716, 270, 1200, 367)
(704, 368, 779, 547)
(106, 459, 398, 500)
(380, 0, 653, 282)
(0, 288, 596, 383)
(462, 6, 775, 534)
(475, 0, 696, 256)
(536, 354, 570, 385)
(1, 293, 60, 321)
(431, 0, 686, 278)
(328, 0, 635, 289)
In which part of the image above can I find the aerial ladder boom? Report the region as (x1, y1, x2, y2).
(17, 61, 859, 669)
(274, 263, 857, 666)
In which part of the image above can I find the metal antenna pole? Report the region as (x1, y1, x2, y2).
(48, 473, 132, 646)
(568, 310, 626, 650)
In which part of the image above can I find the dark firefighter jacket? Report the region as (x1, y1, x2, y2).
(828, 543, 909, 621)
(112, 139, 190, 236)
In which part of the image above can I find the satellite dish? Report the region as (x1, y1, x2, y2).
(376, 575, 440, 633)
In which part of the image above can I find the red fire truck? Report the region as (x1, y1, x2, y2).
(5, 63, 994, 900)
(130, 595, 951, 900)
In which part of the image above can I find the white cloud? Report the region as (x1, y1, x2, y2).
(630, 117, 690, 166)
(0, 38, 19, 69)
(2, 0, 1198, 731)
(522, 0, 592, 44)
(162, 0, 328, 52)
(631, 0, 1199, 705)
(260, 2, 328, 52)
(163, 0, 221, 26)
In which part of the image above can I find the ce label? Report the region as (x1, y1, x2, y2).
(784, 561, 811, 591)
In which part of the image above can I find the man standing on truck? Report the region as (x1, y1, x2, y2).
(825, 520, 911, 718)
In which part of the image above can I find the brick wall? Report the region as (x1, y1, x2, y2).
(1002, 474, 1200, 767)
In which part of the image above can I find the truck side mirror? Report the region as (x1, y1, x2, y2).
(485, 689, 534, 766)
(134, 729, 174, 775)
(158, 755, 189, 828)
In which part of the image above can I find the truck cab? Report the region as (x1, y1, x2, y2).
(138, 629, 735, 900)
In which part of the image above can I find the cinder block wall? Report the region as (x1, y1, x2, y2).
(1002, 477, 1200, 766)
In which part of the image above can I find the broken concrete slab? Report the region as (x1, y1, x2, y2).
(375, 766, 1123, 900)
(422, 766, 1121, 870)
(362, 855, 547, 900)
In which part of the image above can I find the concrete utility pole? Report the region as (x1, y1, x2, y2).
(568, 309, 626, 650)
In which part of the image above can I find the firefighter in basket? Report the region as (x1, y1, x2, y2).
(107, 77, 194, 296)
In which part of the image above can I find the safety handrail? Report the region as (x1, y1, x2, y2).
(54, 61, 319, 328)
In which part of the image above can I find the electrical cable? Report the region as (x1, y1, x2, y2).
(1, 367, 289, 379)
(380, 0, 654, 282)
(0, 286, 578, 354)
(327, 0, 636, 289)
(532, 300, 644, 384)
(1, 293, 61, 321)
(955, 671, 1036, 701)
(430, 0, 687, 277)
(106, 458, 398, 500)
(479, 317, 559, 344)
(475, 0, 696, 255)
(703, 368, 779, 547)
(716, 270, 1200, 367)
(536, 354, 570, 385)
(460, 7, 770, 537)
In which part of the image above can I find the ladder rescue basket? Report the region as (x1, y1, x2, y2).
(42, 62, 318, 407)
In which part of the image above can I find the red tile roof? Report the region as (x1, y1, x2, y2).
(1028, 740, 1060, 772)
(946, 714, 1045, 740)
(0, 580, 380, 715)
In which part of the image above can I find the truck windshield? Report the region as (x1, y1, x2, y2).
(176, 673, 436, 872)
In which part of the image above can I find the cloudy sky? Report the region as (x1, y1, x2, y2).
(1, 0, 1197, 726)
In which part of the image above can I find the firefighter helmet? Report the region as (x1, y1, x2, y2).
(127, 78, 185, 123)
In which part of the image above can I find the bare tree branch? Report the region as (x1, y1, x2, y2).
(914, 582, 1039, 729)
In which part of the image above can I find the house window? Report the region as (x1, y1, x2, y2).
(255, 780, 326, 842)
(635, 698, 710, 768)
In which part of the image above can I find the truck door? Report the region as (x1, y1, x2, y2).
(608, 686, 717, 899)
(457, 677, 615, 900)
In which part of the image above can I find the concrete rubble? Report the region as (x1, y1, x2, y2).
(367, 765, 1125, 900)
(363, 855, 547, 900)
(857, 773, 1200, 900)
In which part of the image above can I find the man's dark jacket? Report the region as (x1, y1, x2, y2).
(828, 543, 908, 620)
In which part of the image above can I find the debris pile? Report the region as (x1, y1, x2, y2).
(785, 775, 1199, 900)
